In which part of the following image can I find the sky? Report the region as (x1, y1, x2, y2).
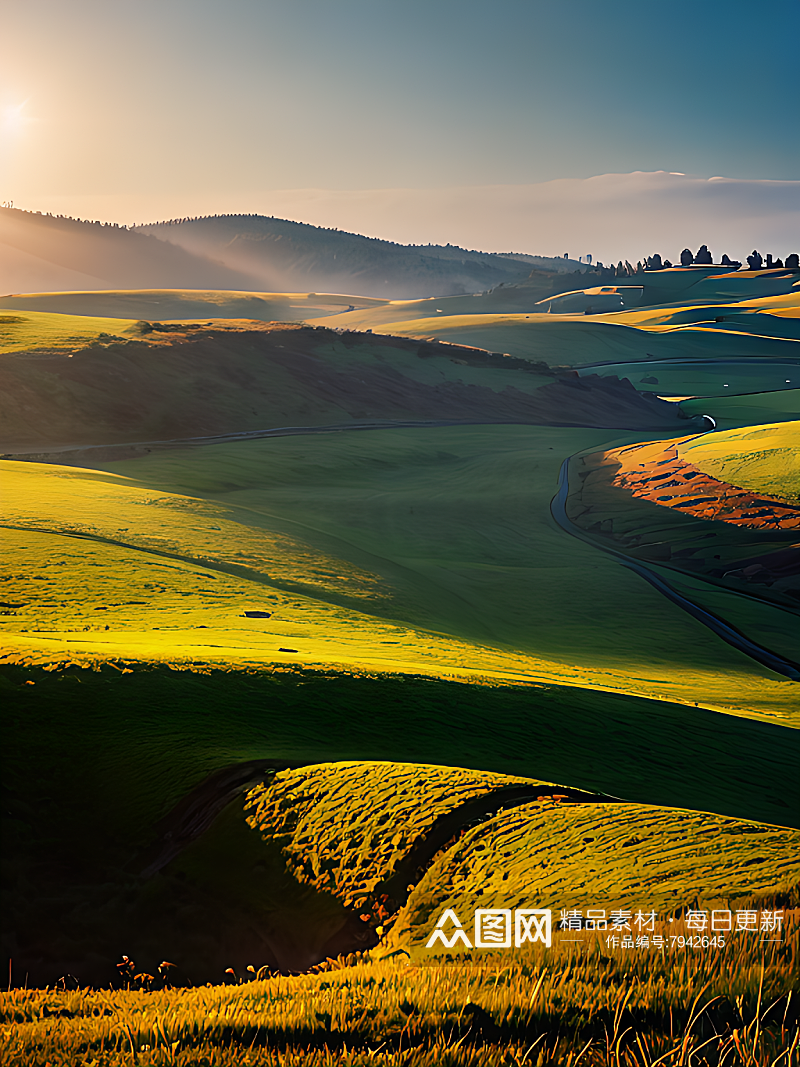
(1, 0, 798, 258)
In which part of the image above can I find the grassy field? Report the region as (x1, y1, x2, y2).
(678, 421, 800, 504)
(0, 289, 386, 322)
(3, 426, 794, 719)
(680, 389, 800, 430)
(575, 359, 799, 399)
(310, 287, 800, 374)
(311, 310, 800, 369)
(562, 434, 800, 618)
(237, 762, 800, 951)
(3, 269, 799, 1026)
(1, 940, 798, 1066)
(7, 666, 798, 987)
(243, 763, 547, 908)
(0, 308, 140, 354)
(391, 801, 800, 955)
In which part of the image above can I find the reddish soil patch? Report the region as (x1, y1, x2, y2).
(607, 440, 800, 531)
(565, 445, 799, 605)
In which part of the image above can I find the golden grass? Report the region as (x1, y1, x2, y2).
(1, 939, 797, 1066)
(244, 762, 542, 908)
(390, 802, 800, 954)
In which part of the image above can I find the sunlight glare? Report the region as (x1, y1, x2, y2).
(2, 102, 29, 136)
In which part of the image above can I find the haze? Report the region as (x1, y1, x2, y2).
(1, 0, 798, 258)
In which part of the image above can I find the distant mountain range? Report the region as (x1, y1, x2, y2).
(0, 207, 588, 298)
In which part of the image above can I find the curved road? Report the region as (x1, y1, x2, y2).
(550, 458, 800, 682)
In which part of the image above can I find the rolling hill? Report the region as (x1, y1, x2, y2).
(2, 262, 799, 995)
(0, 316, 704, 453)
(0, 207, 254, 293)
(0, 207, 593, 299)
(137, 214, 590, 298)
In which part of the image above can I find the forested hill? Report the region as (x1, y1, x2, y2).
(1, 206, 589, 297)
(137, 214, 588, 298)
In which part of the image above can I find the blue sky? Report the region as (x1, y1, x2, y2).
(1, 0, 797, 249)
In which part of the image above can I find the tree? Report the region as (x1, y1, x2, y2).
(694, 244, 712, 264)
(680, 248, 694, 266)
(786, 253, 799, 269)
(647, 253, 663, 269)
(747, 250, 763, 270)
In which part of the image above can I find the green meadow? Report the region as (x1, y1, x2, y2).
(0, 308, 139, 354)
(311, 305, 800, 371)
(2, 426, 793, 717)
(2, 264, 799, 1067)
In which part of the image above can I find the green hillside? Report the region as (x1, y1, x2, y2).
(678, 421, 800, 504)
(243, 762, 546, 907)
(3, 265, 800, 996)
(681, 389, 800, 429)
(0, 317, 702, 452)
(3, 423, 793, 718)
(315, 303, 799, 371)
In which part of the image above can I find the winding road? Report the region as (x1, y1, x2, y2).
(550, 457, 800, 682)
(10, 419, 799, 682)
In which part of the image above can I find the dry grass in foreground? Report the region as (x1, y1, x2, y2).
(2, 928, 798, 1066)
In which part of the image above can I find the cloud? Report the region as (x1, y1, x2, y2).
(256, 173, 799, 264)
(21, 172, 799, 264)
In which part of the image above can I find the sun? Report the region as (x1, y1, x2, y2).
(1, 102, 29, 135)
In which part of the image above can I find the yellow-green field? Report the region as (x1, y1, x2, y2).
(309, 287, 800, 385)
(236, 761, 800, 956)
(2, 432, 795, 721)
(307, 303, 800, 371)
(243, 763, 543, 906)
(392, 802, 800, 955)
(0, 308, 140, 354)
(3, 268, 800, 1008)
(678, 421, 800, 504)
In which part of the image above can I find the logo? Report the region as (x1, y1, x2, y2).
(426, 908, 552, 949)
(425, 908, 473, 949)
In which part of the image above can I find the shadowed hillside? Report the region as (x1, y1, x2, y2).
(0, 318, 703, 452)
(0, 208, 254, 293)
